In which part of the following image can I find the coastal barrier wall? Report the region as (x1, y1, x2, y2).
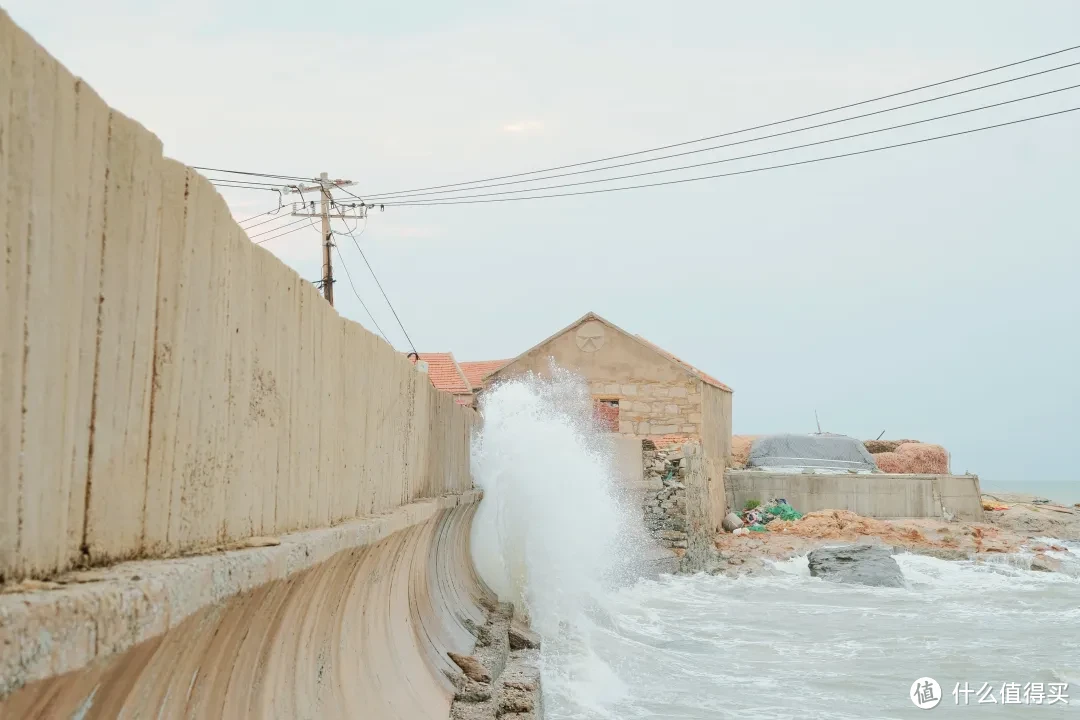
(0, 11, 490, 718)
(723, 470, 985, 522)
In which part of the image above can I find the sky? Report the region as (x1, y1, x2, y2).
(7, 0, 1079, 489)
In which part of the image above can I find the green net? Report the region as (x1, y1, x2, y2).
(760, 502, 803, 522)
(748, 524, 768, 532)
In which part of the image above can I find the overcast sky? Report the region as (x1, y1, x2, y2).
(9, 1, 1078, 489)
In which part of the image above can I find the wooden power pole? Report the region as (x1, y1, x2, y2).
(284, 172, 361, 306)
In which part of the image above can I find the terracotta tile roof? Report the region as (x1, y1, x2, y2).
(458, 360, 510, 389)
(414, 353, 471, 395)
(634, 334, 732, 392)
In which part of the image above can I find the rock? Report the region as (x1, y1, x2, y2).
(443, 668, 467, 691)
(448, 652, 492, 684)
(807, 544, 905, 588)
(1030, 554, 1061, 573)
(722, 512, 744, 532)
(508, 624, 541, 651)
(499, 685, 535, 715)
(455, 680, 493, 702)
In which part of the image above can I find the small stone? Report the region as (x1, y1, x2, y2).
(448, 652, 492, 684)
(455, 680, 493, 702)
(722, 512, 744, 532)
(442, 668, 467, 691)
(499, 686, 535, 715)
(508, 624, 541, 650)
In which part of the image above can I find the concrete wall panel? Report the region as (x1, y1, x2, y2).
(724, 471, 985, 521)
(0, 13, 476, 580)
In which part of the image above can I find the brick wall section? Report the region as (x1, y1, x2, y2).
(590, 379, 703, 437)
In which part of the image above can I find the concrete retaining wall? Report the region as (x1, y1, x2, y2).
(0, 13, 494, 719)
(723, 471, 985, 522)
(0, 9, 473, 583)
(0, 494, 491, 718)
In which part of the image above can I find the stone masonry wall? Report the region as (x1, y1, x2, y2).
(589, 379, 703, 438)
(641, 443, 690, 550)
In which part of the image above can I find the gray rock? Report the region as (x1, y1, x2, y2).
(721, 512, 744, 532)
(508, 624, 541, 650)
(807, 544, 905, 588)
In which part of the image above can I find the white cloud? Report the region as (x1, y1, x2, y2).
(502, 120, 544, 134)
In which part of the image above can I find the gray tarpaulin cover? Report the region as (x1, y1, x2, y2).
(747, 433, 879, 472)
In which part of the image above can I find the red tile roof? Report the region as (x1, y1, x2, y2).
(459, 360, 509, 389)
(414, 353, 471, 395)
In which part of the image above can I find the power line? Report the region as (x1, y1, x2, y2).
(207, 175, 290, 187)
(357, 43, 1080, 198)
(377, 84, 1080, 204)
(248, 216, 312, 240)
(369, 62, 1080, 201)
(195, 166, 317, 182)
(237, 204, 286, 226)
(335, 223, 418, 354)
(382, 106, 1079, 206)
(253, 222, 315, 245)
(211, 181, 282, 192)
(243, 208, 309, 231)
(330, 229, 391, 342)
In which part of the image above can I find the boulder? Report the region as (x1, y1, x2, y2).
(807, 544, 905, 588)
(722, 512, 744, 532)
(447, 652, 492, 684)
(508, 624, 541, 651)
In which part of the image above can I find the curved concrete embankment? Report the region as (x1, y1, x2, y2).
(0, 493, 493, 719)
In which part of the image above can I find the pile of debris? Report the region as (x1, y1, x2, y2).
(722, 498, 803, 535)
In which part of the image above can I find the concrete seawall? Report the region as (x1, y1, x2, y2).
(1, 494, 491, 718)
(0, 10, 497, 718)
(724, 470, 985, 522)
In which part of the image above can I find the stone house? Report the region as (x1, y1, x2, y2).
(478, 312, 733, 464)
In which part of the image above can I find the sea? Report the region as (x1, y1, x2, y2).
(980, 480, 1080, 507)
(470, 371, 1080, 719)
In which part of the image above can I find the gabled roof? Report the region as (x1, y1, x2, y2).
(413, 353, 471, 395)
(459, 360, 510, 389)
(486, 312, 732, 392)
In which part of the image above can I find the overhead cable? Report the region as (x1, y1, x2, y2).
(382, 106, 1079, 206)
(358, 43, 1080, 198)
(378, 84, 1080, 203)
(335, 222, 418, 355)
(368, 63, 1080, 201)
(331, 241, 391, 342)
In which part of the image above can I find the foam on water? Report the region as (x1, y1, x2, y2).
(470, 371, 1080, 718)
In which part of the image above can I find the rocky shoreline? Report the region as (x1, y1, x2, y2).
(705, 491, 1079, 578)
(448, 599, 543, 720)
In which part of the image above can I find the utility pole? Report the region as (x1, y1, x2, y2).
(284, 172, 361, 306)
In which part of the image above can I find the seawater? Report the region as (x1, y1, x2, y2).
(470, 372, 1080, 720)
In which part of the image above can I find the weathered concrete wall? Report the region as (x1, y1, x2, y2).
(700, 383, 733, 467)
(0, 13, 496, 719)
(0, 495, 491, 719)
(0, 9, 473, 583)
(723, 471, 985, 522)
